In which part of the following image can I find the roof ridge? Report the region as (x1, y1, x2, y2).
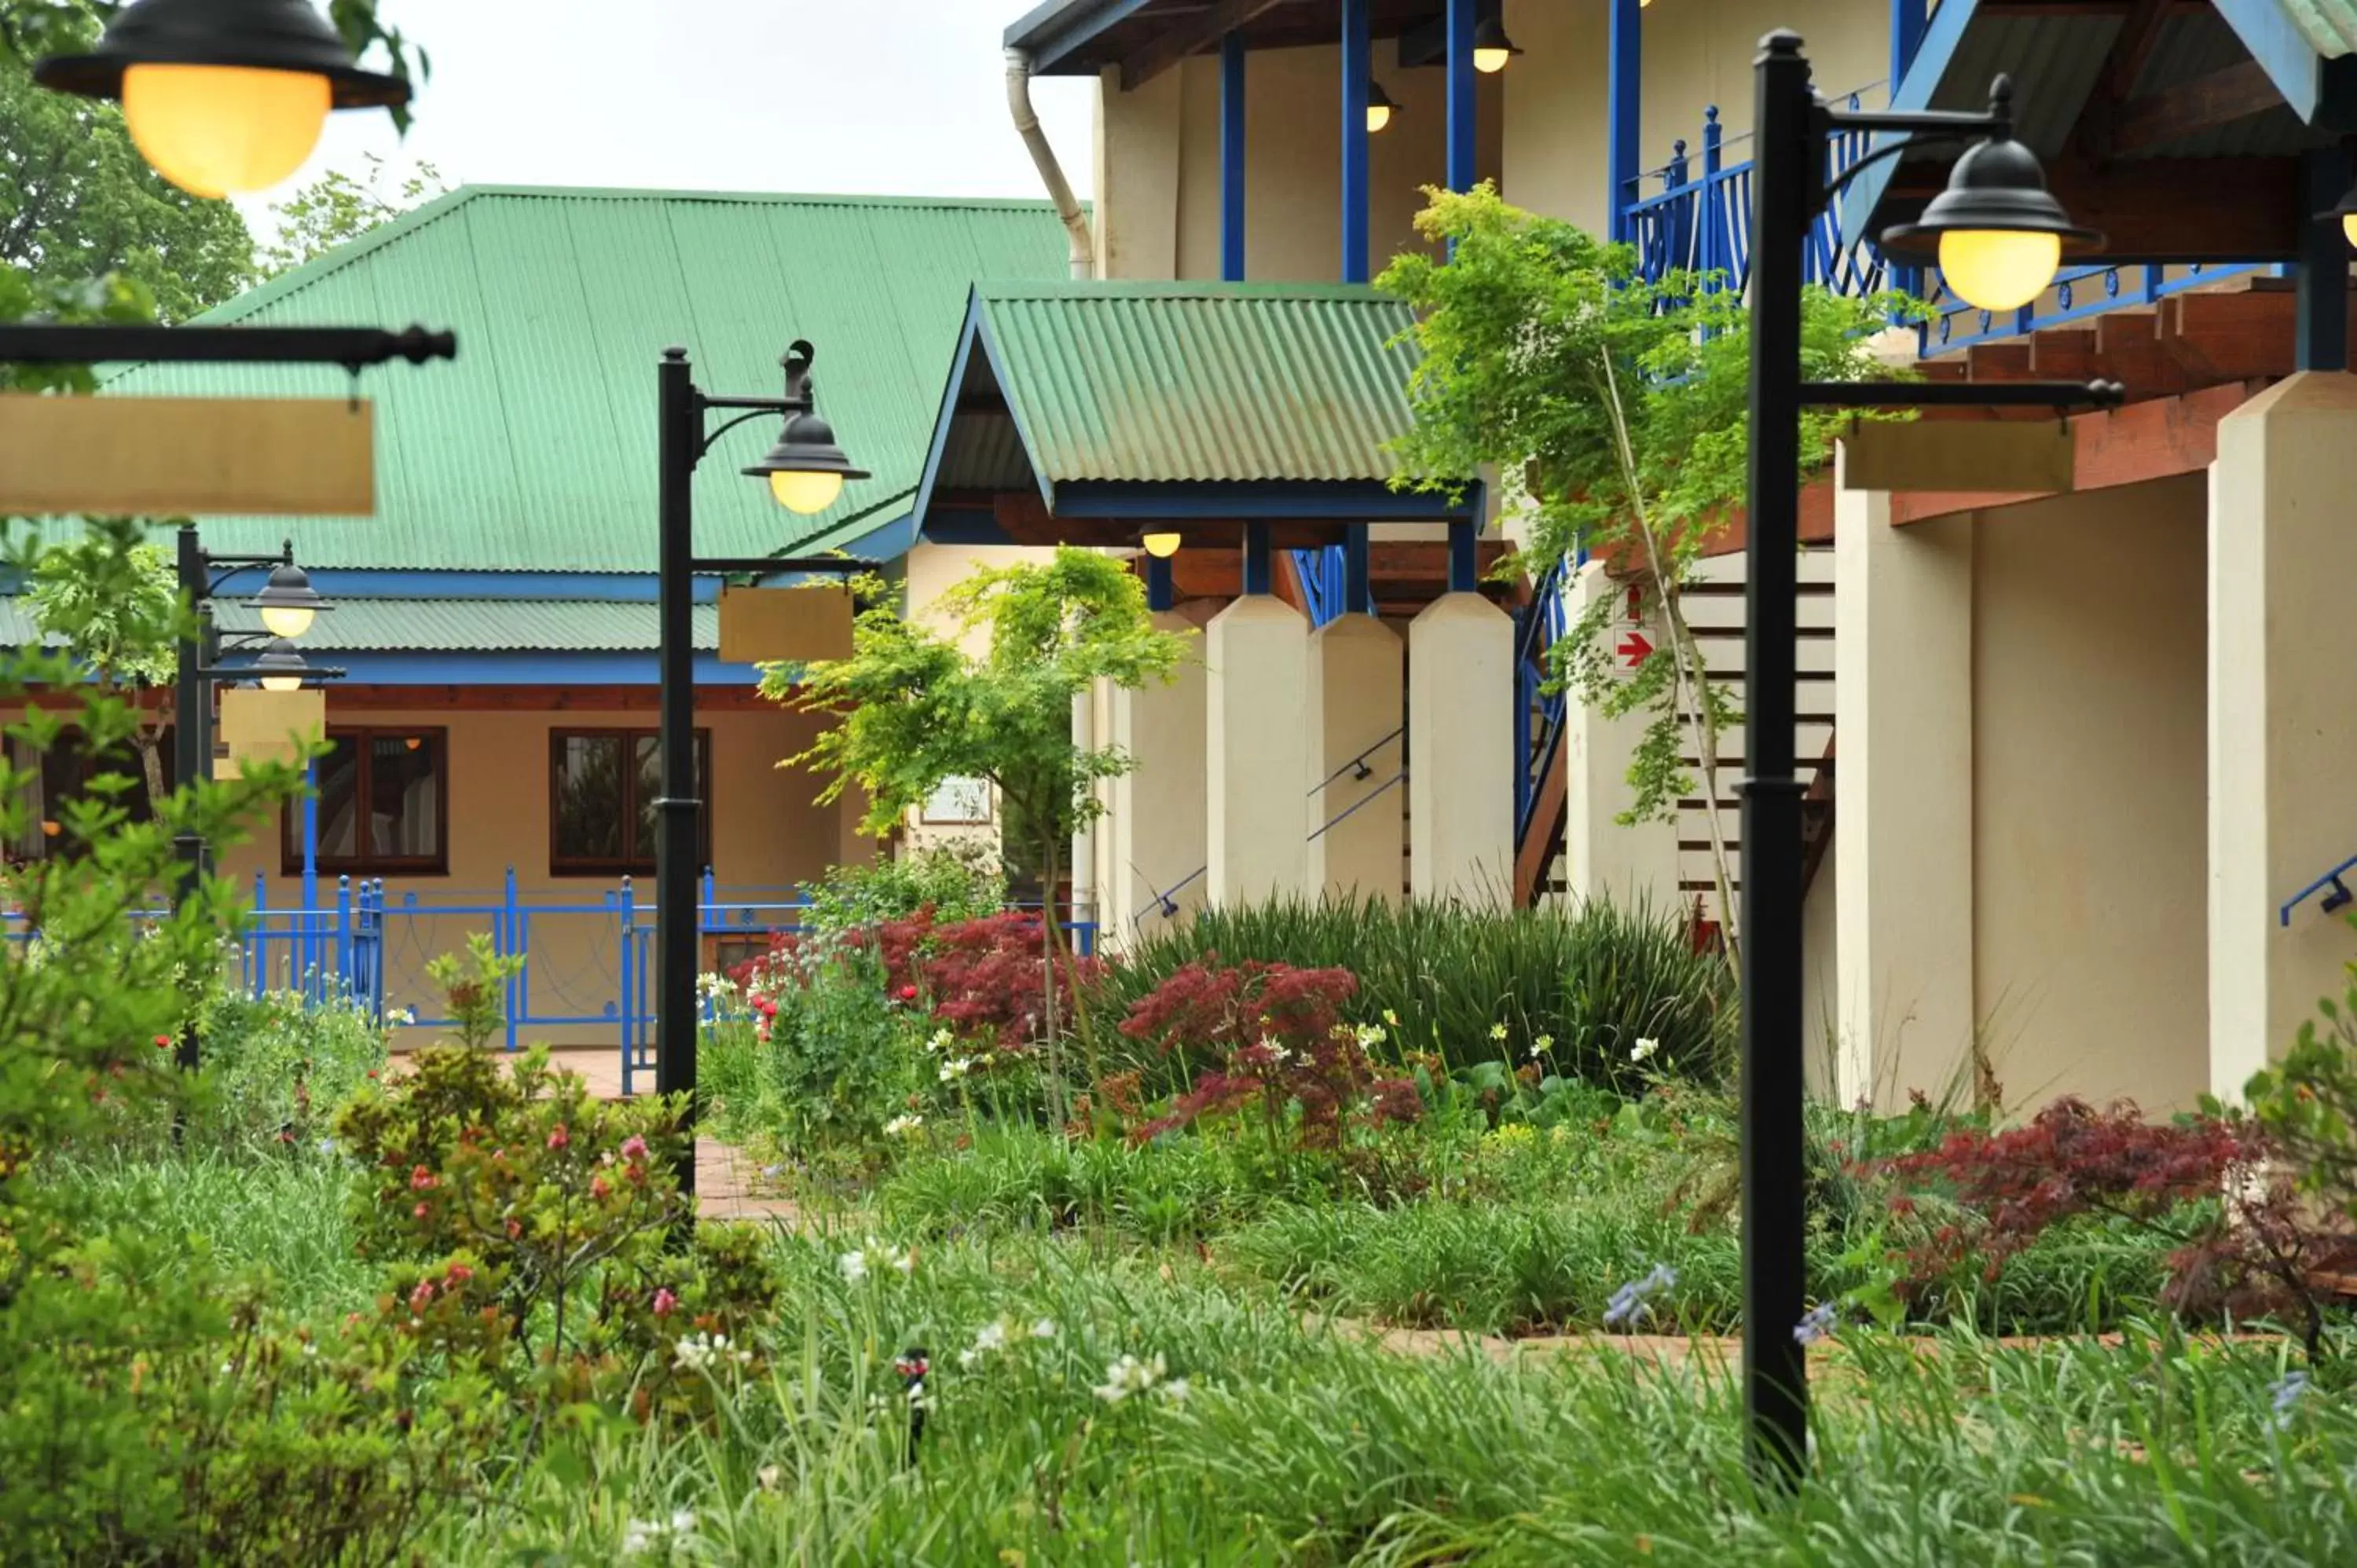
(445, 183, 1072, 211)
(977, 280, 1399, 301)
(193, 185, 484, 328)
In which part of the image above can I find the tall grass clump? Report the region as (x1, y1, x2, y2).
(1094, 895, 1732, 1085)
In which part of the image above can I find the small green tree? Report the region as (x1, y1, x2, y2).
(772, 548, 1190, 1119)
(24, 531, 177, 810)
(1382, 185, 1914, 962)
(258, 152, 447, 277)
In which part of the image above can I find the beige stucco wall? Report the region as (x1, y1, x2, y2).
(1097, 38, 1502, 283)
(1501, 0, 1890, 234)
(200, 702, 848, 1047)
(1970, 475, 2209, 1114)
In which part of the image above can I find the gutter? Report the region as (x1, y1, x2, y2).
(1007, 47, 1096, 279)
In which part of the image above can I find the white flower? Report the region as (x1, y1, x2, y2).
(1257, 1035, 1291, 1064)
(1354, 1022, 1387, 1048)
(1093, 1352, 1168, 1404)
(1490, 1023, 1509, 1042)
(672, 1332, 752, 1374)
(1631, 1038, 1661, 1064)
(1155, 1376, 1190, 1404)
(838, 1250, 867, 1283)
(938, 1057, 974, 1083)
(621, 1510, 698, 1559)
(1531, 1034, 1556, 1061)
(959, 1318, 1011, 1367)
(1030, 1318, 1059, 1340)
(840, 1236, 914, 1283)
(757, 1464, 783, 1491)
(395, 1006, 418, 1025)
(925, 1028, 955, 1055)
(882, 1113, 924, 1138)
(1382, 1009, 1399, 1028)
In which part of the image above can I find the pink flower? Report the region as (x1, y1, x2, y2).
(620, 1134, 648, 1161)
(504, 1218, 522, 1240)
(409, 1165, 437, 1192)
(412, 1202, 429, 1220)
(546, 1124, 570, 1151)
(445, 1263, 475, 1286)
(408, 1280, 434, 1313)
(153, 1034, 172, 1050)
(898, 985, 919, 1002)
(652, 1288, 678, 1318)
(590, 1176, 611, 1201)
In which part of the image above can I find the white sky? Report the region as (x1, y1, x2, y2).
(234, 1, 1098, 236)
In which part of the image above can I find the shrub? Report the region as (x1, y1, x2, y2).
(1092, 895, 1732, 1086)
(724, 928, 929, 1155)
(333, 1044, 780, 1409)
(188, 984, 389, 1152)
(800, 844, 1006, 936)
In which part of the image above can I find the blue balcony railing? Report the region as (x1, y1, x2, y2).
(1617, 90, 2285, 357)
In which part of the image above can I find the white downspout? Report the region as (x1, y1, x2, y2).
(1007, 47, 1095, 280)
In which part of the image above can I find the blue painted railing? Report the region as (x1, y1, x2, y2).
(1616, 89, 2284, 356)
(1513, 559, 1573, 849)
(2281, 853, 2357, 929)
(1291, 545, 1348, 625)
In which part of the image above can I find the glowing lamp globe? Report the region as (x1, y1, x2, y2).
(247, 559, 329, 640)
(1366, 81, 1398, 134)
(768, 467, 847, 516)
(1471, 16, 1521, 74)
(253, 639, 308, 692)
(34, 0, 412, 199)
(1141, 532, 1182, 559)
(1876, 91, 2099, 316)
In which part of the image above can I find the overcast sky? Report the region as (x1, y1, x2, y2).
(235, 1, 1097, 233)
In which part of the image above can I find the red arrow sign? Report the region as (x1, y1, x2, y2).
(1617, 628, 1655, 669)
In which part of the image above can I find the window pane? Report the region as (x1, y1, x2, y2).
(555, 734, 629, 864)
(369, 735, 441, 858)
(632, 736, 660, 862)
(312, 735, 361, 859)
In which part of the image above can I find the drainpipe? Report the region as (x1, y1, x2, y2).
(1007, 48, 1095, 280)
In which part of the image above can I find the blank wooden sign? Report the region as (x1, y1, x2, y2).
(215, 687, 327, 776)
(1837, 419, 2075, 495)
(718, 584, 855, 664)
(0, 394, 373, 516)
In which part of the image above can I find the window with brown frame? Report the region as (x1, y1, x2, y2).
(284, 728, 449, 876)
(548, 728, 710, 877)
(7, 726, 175, 865)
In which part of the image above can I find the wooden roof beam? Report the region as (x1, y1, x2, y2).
(2110, 58, 2285, 159)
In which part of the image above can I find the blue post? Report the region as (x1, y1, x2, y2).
(1244, 522, 1273, 596)
(1890, 0, 1926, 93)
(1448, 522, 1478, 594)
(1146, 554, 1175, 612)
(251, 870, 267, 995)
(1607, 0, 1642, 244)
(503, 866, 521, 1053)
(1446, 0, 1476, 196)
(1700, 107, 1724, 287)
(1343, 526, 1372, 615)
(2299, 145, 2352, 372)
(1222, 32, 1247, 282)
(1666, 138, 1690, 277)
(335, 874, 352, 988)
(618, 875, 636, 1095)
(1341, 0, 1371, 284)
(301, 757, 318, 987)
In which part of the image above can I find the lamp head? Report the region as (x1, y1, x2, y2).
(2320, 178, 2357, 251)
(253, 637, 309, 693)
(1366, 79, 1398, 134)
(743, 340, 870, 515)
(1876, 80, 2101, 314)
(247, 559, 329, 640)
(1140, 532, 1183, 559)
(1472, 15, 1521, 73)
(34, 0, 412, 197)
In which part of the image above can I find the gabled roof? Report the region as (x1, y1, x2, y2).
(0, 596, 720, 654)
(912, 280, 1470, 544)
(99, 185, 1074, 573)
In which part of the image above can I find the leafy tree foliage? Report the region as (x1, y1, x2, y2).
(24, 533, 177, 806)
(259, 151, 447, 277)
(1382, 185, 1914, 954)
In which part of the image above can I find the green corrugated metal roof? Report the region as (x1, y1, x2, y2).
(0, 597, 718, 652)
(970, 282, 1422, 486)
(93, 185, 1072, 573)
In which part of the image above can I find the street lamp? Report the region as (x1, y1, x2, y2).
(1365, 79, 1399, 134)
(1471, 14, 1521, 73)
(1139, 532, 1183, 559)
(35, 0, 412, 199)
(654, 343, 869, 1195)
(249, 560, 330, 639)
(1736, 31, 2117, 1484)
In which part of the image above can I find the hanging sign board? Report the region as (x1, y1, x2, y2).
(214, 687, 327, 777)
(1837, 419, 2075, 496)
(0, 394, 373, 516)
(717, 584, 855, 665)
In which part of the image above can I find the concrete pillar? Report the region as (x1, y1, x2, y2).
(1206, 595, 1311, 906)
(1307, 614, 1405, 901)
(1108, 607, 1211, 947)
(2210, 372, 2357, 1099)
(1833, 459, 1975, 1111)
(1407, 592, 1513, 903)
(1561, 561, 1679, 909)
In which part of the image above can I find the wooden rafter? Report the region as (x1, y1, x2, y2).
(2111, 58, 2285, 158)
(1120, 0, 1288, 91)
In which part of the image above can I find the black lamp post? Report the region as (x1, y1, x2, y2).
(654, 343, 868, 1195)
(1737, 30, 2120, 1482)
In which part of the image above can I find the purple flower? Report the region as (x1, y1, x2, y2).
(1794, 1302, 1838, 1347)
(1602, 1263, 1679, 1328)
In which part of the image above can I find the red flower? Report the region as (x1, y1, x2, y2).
(652, 1287, 678, 1317)
(898, 984, 920, 1002)
(153, 1034, 172, 1050)
(445, 1262, 475, 1286)
(408, 1280, 434, 1313)
(504, 1218, 522, 1240)
(546, 1124, 570, 1151)
(590, 1176, 611, 1201)
(409, 1164, 437, 1192)
(412, 1202, 429, 1220)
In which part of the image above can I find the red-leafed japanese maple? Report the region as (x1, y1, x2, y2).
(1877, 1097, 2346, 1351)
(1116, 958, 1420, 1151)
(903, 909, 1102, 1053)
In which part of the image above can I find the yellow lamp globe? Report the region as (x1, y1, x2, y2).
(258, 670, 304, 694)
(1935, 228, 2062, 314)
(258, 603, 317, 639)
(123, 63, 329, 197)
(1366, 99, 1392, 134)
(768, 468, 846, 516)
(2342, 211, 2357, 251)
(1473, 46, 1511, 73)
(1471, 16, 1520, 73)
(1141, 532, 1183, 559)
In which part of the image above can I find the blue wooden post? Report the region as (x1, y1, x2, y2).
(1700, 108, 1724, 285)
(1448, 522, 1478, 594)
(251, 870, 267, 995)
(1222, 32, 1248, 282)
(1666, 138, 1690, 276)
(1342, 0, 1372, 284)
(1244, 522, 1273, 596)
(2300, 145, 2352, 372)
(335, 874, 352, 990)
(1446, 0, 1476, 195)
(503, 866, 522, 1053)
(301, 756, 318, 990)
(1888, 2, 1927, 299)
(1607, 0, 1642, 244)
(618, 875, 636, 1095)
(1343, 526, 1372, 615)
(1146, 555, 1175, 611)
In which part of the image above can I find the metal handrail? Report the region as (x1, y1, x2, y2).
(2282, 853, 2357, 928)
(1309, 725, 1405, 795)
